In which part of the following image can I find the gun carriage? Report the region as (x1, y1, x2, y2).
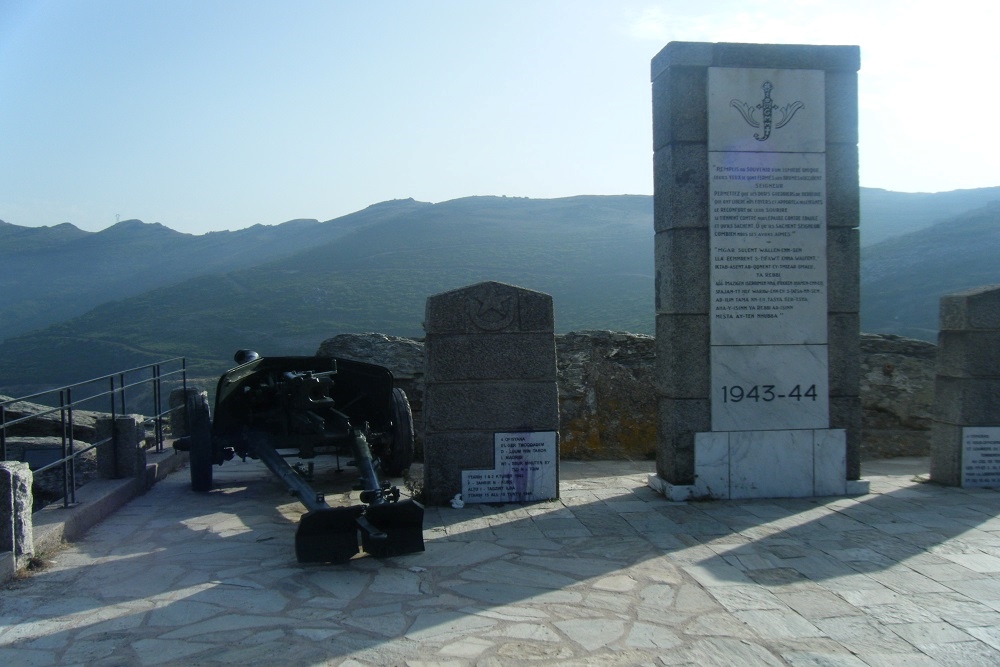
(175, 350, 423, 563)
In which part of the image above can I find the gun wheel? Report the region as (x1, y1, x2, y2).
(382, 388, 414, 477)
(186, 389, 214, 492)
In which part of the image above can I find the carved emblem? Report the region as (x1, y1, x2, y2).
(730, 81, 804, 141)
(469, 284, 516, 331)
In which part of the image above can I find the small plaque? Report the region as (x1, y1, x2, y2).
(962, 427, 1000, 488)
(462, 431, 558, 503)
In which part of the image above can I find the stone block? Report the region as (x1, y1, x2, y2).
(934, 376, 1000, 425)
(827, 227, 860, 312)
(829, 396, 861, 479)
(930, 422, 963, 486)
(715, 43, 861, 71)
(655, 397, 710, 484)
(425, 383, 559, 432)
(0, 461, 33, 558)
(656, 314, 710, 397)
(653, 144, 709, 231)
(651, 41, 715, 77)
(826, 143, 860, 228)
(96, 416, 147, 480)
(940, 285, 1000, 331)
(729, 430, 815, 499)
(828, 313, 860, 397)
(825, 71, 859, 144)
(694, 432, 729, 497)
(814, 429, 848, 496)
(424, 281, 553, 335)
(426, 334, 556, 381)
(937, 331, 1000, 378)
(651, 66, 707, 148)
(422, 432, 497, 505)
(654, 229, 709, 313)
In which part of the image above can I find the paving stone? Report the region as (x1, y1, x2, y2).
(8, 458, 1000, 665)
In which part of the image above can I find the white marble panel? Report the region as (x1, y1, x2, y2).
(708, 68, 825, 153)
(814, 429, 847, 496)
(694, 432, 730, 498)
(730, 430, 814, 499)
(712, 344, 829, 432)
(709, 151, 827, 347)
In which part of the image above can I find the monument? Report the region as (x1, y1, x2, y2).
(422, 281, 559, 505)
(930, 285, 1000, 487)
(649, 42, 865, 499)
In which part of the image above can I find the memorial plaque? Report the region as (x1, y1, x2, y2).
(962, 427, 1000, 488)
(462, 431, 558, 503)
(707, 65, 829, 433)
(709, 151, 827, 345)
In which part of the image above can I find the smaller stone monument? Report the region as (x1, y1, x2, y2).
(422, 281, 559, 505)
(931, 285, 1000, 486)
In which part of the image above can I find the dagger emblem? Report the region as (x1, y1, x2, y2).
(730, 81, 805, 141)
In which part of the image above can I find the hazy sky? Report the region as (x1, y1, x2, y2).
(2, 0, 997, 234)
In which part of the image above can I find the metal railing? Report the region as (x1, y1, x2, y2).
(1, 358, 187, 508)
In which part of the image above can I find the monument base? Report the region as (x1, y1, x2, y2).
(648, 473, 869, 501)
(649, 429, 869, 500)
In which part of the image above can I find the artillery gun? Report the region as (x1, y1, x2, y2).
(175, 350, 423, 563)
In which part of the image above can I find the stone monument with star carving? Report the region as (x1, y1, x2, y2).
(422, 281, 560, 506)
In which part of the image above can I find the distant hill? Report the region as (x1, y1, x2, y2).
(1, 187, 998, 394)
(0, 195, 653, 389)
(859, 186, 1000, 246)
(0, 198, 430, 341)
(861, 201, 1000, 340)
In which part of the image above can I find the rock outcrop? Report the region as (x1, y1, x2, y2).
(313, 331, 936, 461)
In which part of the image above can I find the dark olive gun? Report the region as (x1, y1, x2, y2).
(175, 350, 423, 563)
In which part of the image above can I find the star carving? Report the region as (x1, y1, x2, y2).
(469, 285, 516, 330)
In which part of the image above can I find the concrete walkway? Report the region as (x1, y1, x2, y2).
(3, 457, 1000, 666)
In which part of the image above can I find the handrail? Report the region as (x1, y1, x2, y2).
(1, 358, 187, 509)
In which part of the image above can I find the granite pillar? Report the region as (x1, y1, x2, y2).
(650, 42, 864, 500)
(931, 285, 1000, 486)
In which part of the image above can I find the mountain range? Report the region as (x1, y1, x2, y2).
(1, 186, 998, 394)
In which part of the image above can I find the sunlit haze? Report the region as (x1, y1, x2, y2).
(1, 0, 996, 233)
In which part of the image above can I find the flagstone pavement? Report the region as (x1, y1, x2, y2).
(4, 456, 1000, 666)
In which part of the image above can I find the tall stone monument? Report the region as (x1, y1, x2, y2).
(649, 42, 865, 499)
(931, 285, 1000, 487)
(422, 281, 559, 506)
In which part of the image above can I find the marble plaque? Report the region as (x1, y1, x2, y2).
(729, 430, 815, 499)
(708, 68, 825, 153)
(712, 344, 829, 432)
(462, 431, 558, 503)
(709, 151, 827, 345)
(814, 429, 847, 496)
(694, 432, 730, 498)
(962, 427, 1000, 488)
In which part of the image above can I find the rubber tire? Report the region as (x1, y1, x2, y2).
(383, 388, 414, 477)
(186, 389, 214, 492)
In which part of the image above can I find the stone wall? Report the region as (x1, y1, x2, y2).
(860, 333, 936, 460)
(316, 331, 934, 462)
